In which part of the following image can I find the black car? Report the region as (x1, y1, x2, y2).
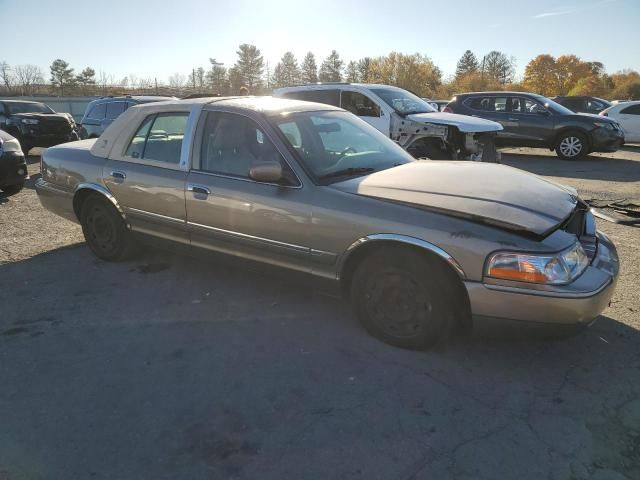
(446, 92, 624, 159)
(0, 100, 79, 155)
(551, 96, 612, 114)
(0, 129, 27, 196)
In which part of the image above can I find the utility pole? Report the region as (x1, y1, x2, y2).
(155, 77, 158, 95)
(192, 68, 196, 90)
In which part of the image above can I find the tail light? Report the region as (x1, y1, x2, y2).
(443, 105, 453, 113)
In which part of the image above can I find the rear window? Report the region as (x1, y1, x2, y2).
(281, 89, 340, 107)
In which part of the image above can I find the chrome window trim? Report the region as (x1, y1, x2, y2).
(195, 107, 303, 188)
(337, 233, 466, 280)
(187, 168, 302, 189)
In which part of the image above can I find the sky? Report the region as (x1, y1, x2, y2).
(1, 0, 638, 84)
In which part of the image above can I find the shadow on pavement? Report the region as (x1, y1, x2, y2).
(1, 245, 638, 480)
(500, 150, 640, 183)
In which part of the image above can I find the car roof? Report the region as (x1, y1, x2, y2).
(2, 99, 47, 105)
(88, 95, 174, 104)
(455, 91, 543, 97)
(134, 95, 342, 115)
(275, 83, 408, 91)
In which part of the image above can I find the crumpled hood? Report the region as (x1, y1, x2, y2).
(11, 112, 71, 122)
(406, 112, 503, 133)
(330, 161, 578, 236)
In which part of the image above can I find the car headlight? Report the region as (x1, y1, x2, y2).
(0, 137, 23, 154)
(21, 118, 39, 125)
(593, 121, 614, 130)
(486, 242, 589, 285)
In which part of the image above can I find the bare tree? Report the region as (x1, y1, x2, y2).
(0, 61, 14, 94)
(168, 73, 186, 89)
(14, 64, 45, 95)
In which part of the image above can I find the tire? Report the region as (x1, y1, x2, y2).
(80, 194, 136, 261)
(350, 248, 457, 349)
(1, 182, 24, 196)
(555, 131, 588, 160)
(409, 140, 451, 160)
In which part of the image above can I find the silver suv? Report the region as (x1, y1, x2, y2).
(79, 95, 174, 139)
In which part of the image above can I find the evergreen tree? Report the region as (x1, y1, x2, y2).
(318, 50, 343, 82)
(300, 52, 318, 84)
(233, 44, 264, 91)
(50, 59, 76, 95)
(455, 50, 479, 78)
(345, 61, 359, 82)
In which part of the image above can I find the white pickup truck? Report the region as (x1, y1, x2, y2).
(274, 83, 503, 161)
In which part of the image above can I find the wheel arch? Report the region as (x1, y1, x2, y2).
(72, 183, 129, 227)
(338, 234, 472, 331)
(554, 127, 591, 149)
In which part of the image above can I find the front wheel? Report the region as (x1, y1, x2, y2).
(1, 182, 24, 196)
(80, 194, 137, 261)
(350, 248, 456, 349)
(555, 132, 588, 160)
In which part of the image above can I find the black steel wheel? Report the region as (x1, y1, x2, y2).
(351, 248, 456, 349)
(80, 194, 136, 261)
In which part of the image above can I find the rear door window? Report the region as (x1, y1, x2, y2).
(466, 97, 507, 112)
(106, 102, 126, 120)
(124, 112, 188, 165)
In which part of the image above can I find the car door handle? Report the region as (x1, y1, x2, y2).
(508, 117, 520, 121)
(187, 184, 211, 196)
(110, 170, 126, 181)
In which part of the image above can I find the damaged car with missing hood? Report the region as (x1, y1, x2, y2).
(35, 96, 618, 349)
(274, 83, 503, 161)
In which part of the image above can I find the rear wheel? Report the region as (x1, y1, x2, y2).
(80, 194, 136, 261)
(555, 131, 588, 160)
(350, 248, 458, 349)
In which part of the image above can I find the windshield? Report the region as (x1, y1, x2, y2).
(273, 110, 414, 183)
(533, 95, 575, 115)
(7, 102, 54, 114)
(370, 87, 437, 115)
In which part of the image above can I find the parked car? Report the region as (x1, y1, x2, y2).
(35, 97, 619, 349)
(0, 100, 79, 155)
(0, 129, 26, 195)
(446, 92, 625, 159)
(79, 95, 174, 139)
(274, 84, 502, 161)
(423, 99, 451, 112)
(551, 96, 612, 114)
(599, 100, 640, 143)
